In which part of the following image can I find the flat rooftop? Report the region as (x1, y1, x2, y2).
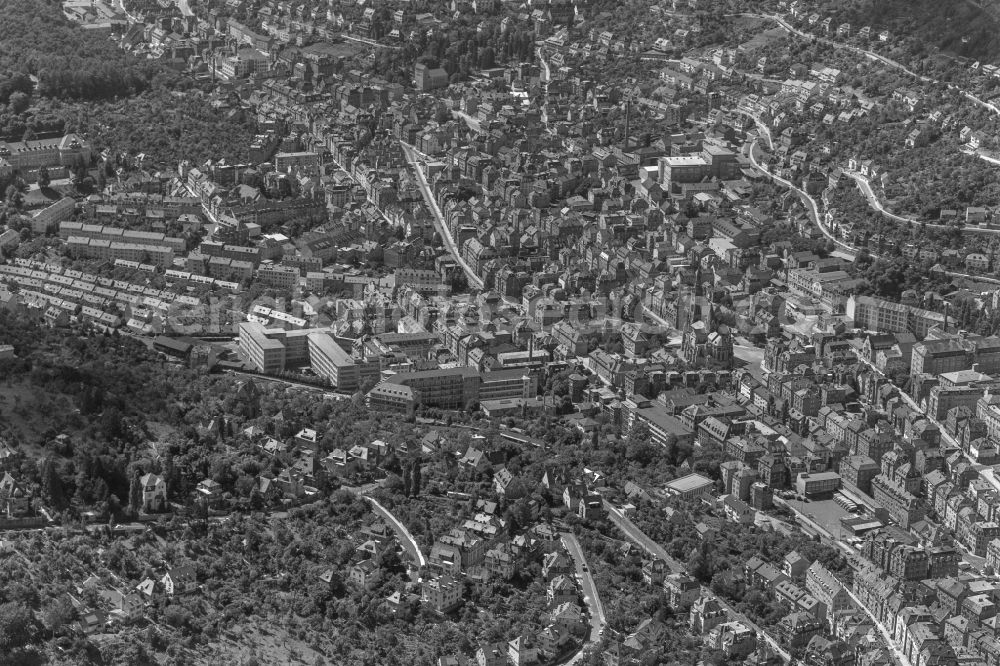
(665, 473, 714, 493)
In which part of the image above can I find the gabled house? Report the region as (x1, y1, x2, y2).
(477, 642, 506, 666)
(542, 551, 573, 580)
(0, 472, 32, 518)
(119, 592, 144, 622)
(135, 578, 157, 599)
(459, 446, 502, 473)
(578, 492, 603, 520)
(493, 467, 515, 496)
(547, 575, 577, 606)
(642, 559, 668, 585)
(196, 478, 223, 505)
(77, 608, 107, 634)
(349, 559, 378, 587)
(508, 633, 538, 666)
(161, 565, 197, 595)
(485, 545, 516, 581)
(139, 472, 167, 512)
(722, 494, 755, 524)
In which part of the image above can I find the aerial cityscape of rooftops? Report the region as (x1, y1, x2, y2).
(5, 0, 1000, 663)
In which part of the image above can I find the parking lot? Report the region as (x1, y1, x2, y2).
(780, 497, 853, 539)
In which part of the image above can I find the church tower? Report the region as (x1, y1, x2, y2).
(689, 265, 713, 332)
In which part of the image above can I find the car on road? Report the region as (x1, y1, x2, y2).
(582, 565, 588, 572)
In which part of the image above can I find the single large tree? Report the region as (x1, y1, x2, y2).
(401, 462, 412, 497)
(128, 469, 143, 515)
(0, 602, 38, 652)
(38, 456, 66, 510)
(7, 92, 29, 115)
(410, 459, 421, 496)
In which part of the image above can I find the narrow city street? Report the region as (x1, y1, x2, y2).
(400, 142, 485, 290)
(560, 532, 606, 643)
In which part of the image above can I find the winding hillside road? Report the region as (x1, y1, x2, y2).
(736, 12, 1000, 119)
(358, 494, 428, 568)
(746, 140, 860, 259)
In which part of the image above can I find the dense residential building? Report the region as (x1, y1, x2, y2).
(422, 575, 463, 614)
(804, 562, 851, 619)
(0, 134, 92, 174)
(367, 367, 536, 411)
(847, 295, 946, 340)
(9, 4, 1000, 663)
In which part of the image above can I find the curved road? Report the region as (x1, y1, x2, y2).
(749, 139, 1000, 286)
(735, 109, 773, 150)
(843, 170, 922, 227)
(360, 494, 428, 568)
(842, 166, 1000, 235)
(735, 12, 1000, 247)
(739, 11, 1000, 119)
(748, 134, 1000, 291)
(747, 139, 863, 260)
(399, 142, 485, 290)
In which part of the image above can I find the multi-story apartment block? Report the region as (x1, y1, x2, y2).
(928, 386, 989, 421)
(307, 332, 381, 392)
(909, 333, 1000, 378)
(887, 544, 929, 581)
(967, 521, 1000, 557)
(0, 134, 91, 174)
(847, 295, 947, 340)
(840, 455, 879, 495)
(367, 367, 535, 412)
(59, 222, 186, 253)
(421, 574, 463, 614)
(66, 236, 174, 269)
(977, 393, 1000, 442)
(871, 473, 924, 528)
(238, 321, 320, 374)
(257, 264, 300, 290)
(804, 562, 851, 619)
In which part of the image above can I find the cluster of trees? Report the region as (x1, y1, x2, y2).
(0, 0, 175, 104)
(0, 486, 580, 665)
(49, 89, 254, 167)
(0, 494, 404, 663)
(0, 72, 32, 115)
(0, 1, 249, 167)
(811, 0, 1000, 62)
(373, 20, 537, 85)
(628, 495, 850, 628)
(576, 527, 731, 666)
